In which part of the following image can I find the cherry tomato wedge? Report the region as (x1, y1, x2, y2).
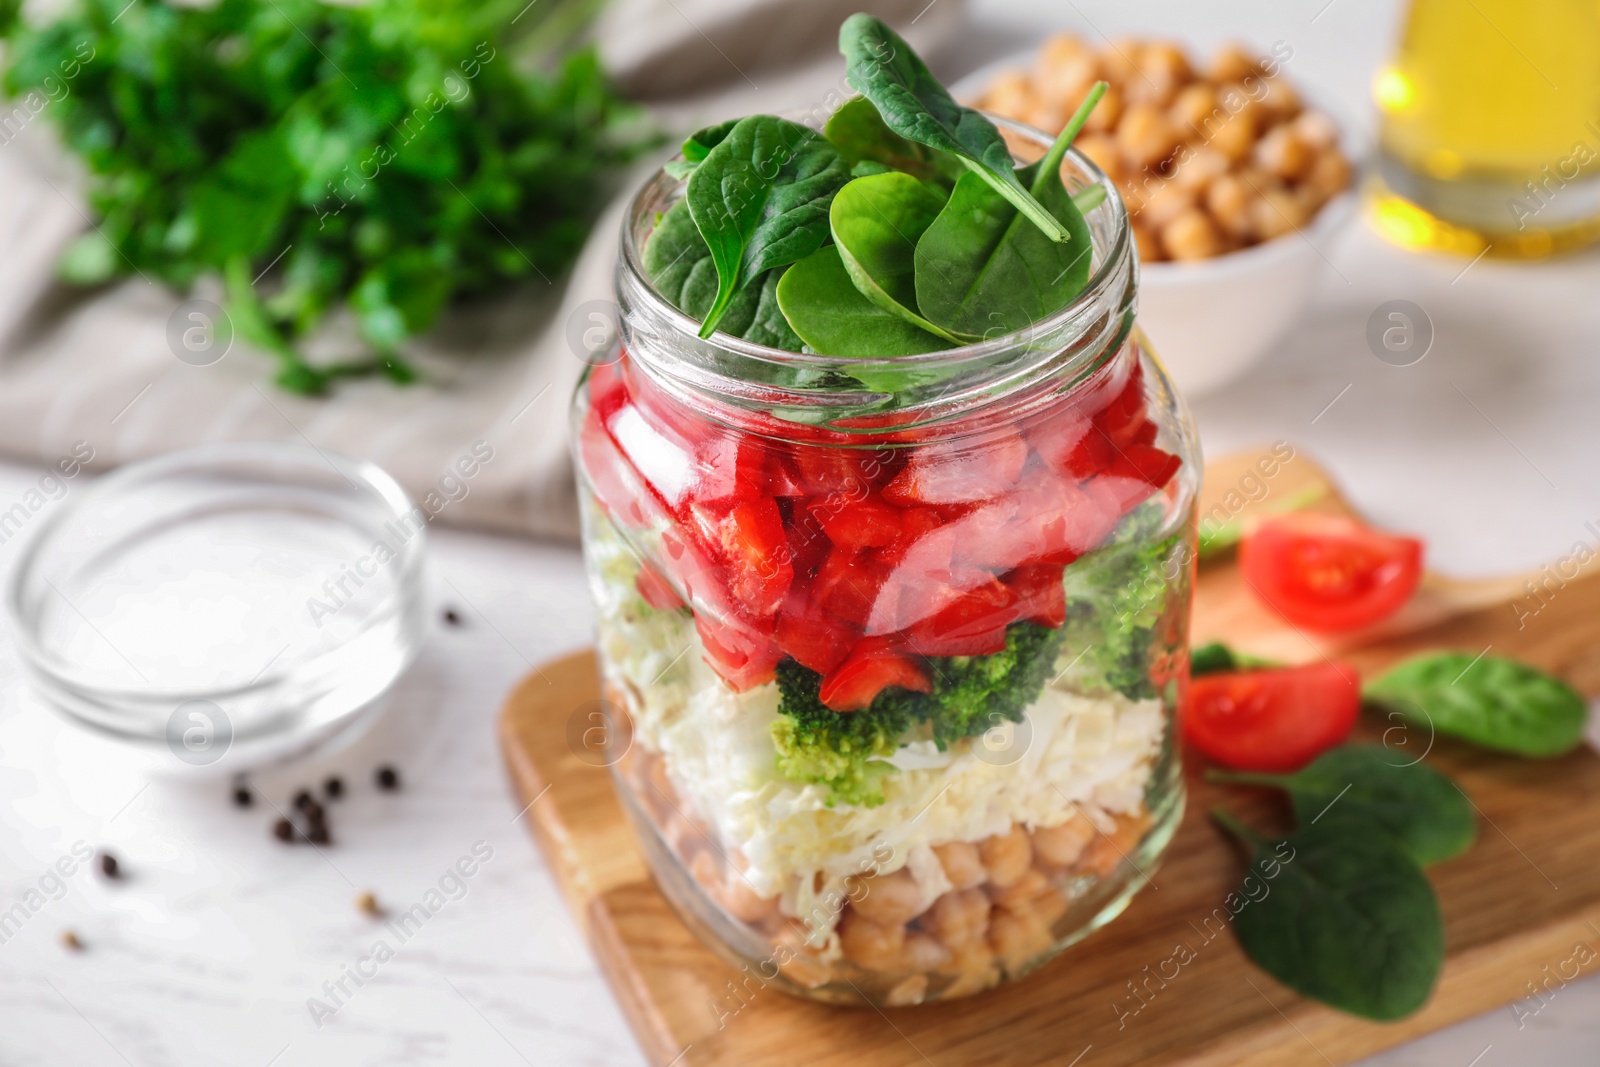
(1240, 514, 1423, 633)
(1183, 661, 1360, 772)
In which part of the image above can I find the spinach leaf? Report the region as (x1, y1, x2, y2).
(1211, 745, 1477, 866)
(775, 244, 953, 372)
(823, 95, 961, 189)
(662, 119, 739, 180)
(829, 171, 963, 342)
(642, 200, 802, 350)
(685, 114, 851, 338)
(911, 84, 1102, 340)
(1366, 652, 1588, 758)
(839, 14, 1067, 242)
(1214, 811, 1444, 1020)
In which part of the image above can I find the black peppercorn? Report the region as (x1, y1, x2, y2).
(376, 766, 400, 791)
(324, 776, 344, 800)
(443, 608, 461, 626)
(98, 852, 120, 880)
(293, 789, 314, 811)
(232, 785, 253, 808)
(273, 818, 294, 842)
(306, 822, 331, 845)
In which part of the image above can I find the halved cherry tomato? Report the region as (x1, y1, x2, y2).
(1183, 661, 1361, 772)
(818, 637, 932, 711)
(1240, 514, 1423, 632)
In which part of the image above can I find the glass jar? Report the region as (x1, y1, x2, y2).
(571, 116, 1200, 1007)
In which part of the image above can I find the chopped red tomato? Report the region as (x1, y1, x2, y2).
(688, 498, 794, 618)
(1240, 514, 1424, 632)
(818, 637, 933, 711)
(1184, 661, 1361, 772)
(694, 432, 769, 507)
(813, 545, 891, 626)
(774, 584, 858, 674)
(903, 576, 1016, 656)
(883, 433, 1028, 506)
(1006, 564, 1067, 628)
(811, 497, 905, 549)
(696, 614, 780, 691)
(635, 561, 685, 611)
(787, 446, 889, 496)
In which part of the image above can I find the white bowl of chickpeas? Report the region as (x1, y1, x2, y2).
(960, 36, 1356, 397)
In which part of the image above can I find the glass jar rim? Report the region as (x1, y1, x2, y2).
(615, 109, 1135, 424)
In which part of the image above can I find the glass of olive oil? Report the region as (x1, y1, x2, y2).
(1370, 0, 1600, 258)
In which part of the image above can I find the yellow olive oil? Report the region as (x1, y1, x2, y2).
(1370, 0, 1600, 257)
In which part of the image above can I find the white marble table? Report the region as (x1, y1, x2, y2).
(4, 0, 1600, 1063)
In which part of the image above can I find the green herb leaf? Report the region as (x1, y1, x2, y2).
(1211, 745, 1477, 866)
(912, 147, 1093, 340)
(1190, 642, 1281, 677)
(775, 244, 953, 373)
(823, 94, 961, 189)
(839, 13, 1067, 242)
(829, 171, 964, 342)
(663, 119, 740, 179)
(685, 114, 851, 337)
(642, 200, 802, 350)
(1365, 652, 1587, 758)
(1214, 811, 1444, 1020)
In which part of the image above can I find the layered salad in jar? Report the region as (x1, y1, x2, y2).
(572, 15, 1197, 1007)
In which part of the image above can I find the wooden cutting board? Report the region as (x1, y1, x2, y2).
(499, 446, 1600, 1067)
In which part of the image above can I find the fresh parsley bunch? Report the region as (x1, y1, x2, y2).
(1, 0, 652, 392)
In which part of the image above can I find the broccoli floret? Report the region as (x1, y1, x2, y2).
(771, 623, 1066, 806)
(921, 621, 1066, 746)
(1058, 501, 1183, 700)
(773, 659, 913, 807)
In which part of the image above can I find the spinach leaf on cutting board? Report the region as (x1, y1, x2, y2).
(685, 115, 851, 338)
(839, 13, 1067, 243)
(1365, 652, 1588, 758)
(1214, 811, 1444, 1021)
(1210, 745, 1477, 866)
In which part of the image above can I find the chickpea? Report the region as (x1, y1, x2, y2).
(933, 841, 986, 891)
(689, 850, 722, 894)
(1249, 184, 1310, 240)
(1291, 110, 1340, 150)
(665, 813, 705, 859)
(1137, 180, 1196, 229)
(1208, 43, 1262, 85)
(885, 974, 928, 1007)
(901, 931, 952, 973)
(1305, 149, 1353, 202)
(1075, 133, 1125, 183)
(719, 873, 778, 925)
(989, 909, 1052, 972)
(1099, 37, 1143, 84)
(924, 886, 991, 947)
(1025, 102, 1069, 137)
(1255, 124, 1314, 182)
(990, 868, 1049, 908)
(1161, 208, 1224, 261)
(853, 867, 928, 925)
(978, 825, 1033, 888)
(1036, 52, 1100, 110)
(1033, 817, 1096, 868)
(1206, 104, 1258, 163)
(1256, 76, 1301, 121)
(773, 927, 831, 988)
(1132, 221, 1165, 263)
(1037, 33, 1092, 71)
(1033, 887, 1070, 928)
(1116, 102, 1182, 170)
(982, 70, 1032, 121)
(1128, 41, 1192, 107)
(1078, 813, 1150, 877)
(940, 941, 1001, 997)
(1205, 173, 1254, 240)
(1082, 83, 1124, 134)
(1171, 82, 1219, 135)
(839, 909, 907, 972)
(1172, 147, 1229, 193)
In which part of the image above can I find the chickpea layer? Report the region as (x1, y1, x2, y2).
(974, 35, 1351, 262)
